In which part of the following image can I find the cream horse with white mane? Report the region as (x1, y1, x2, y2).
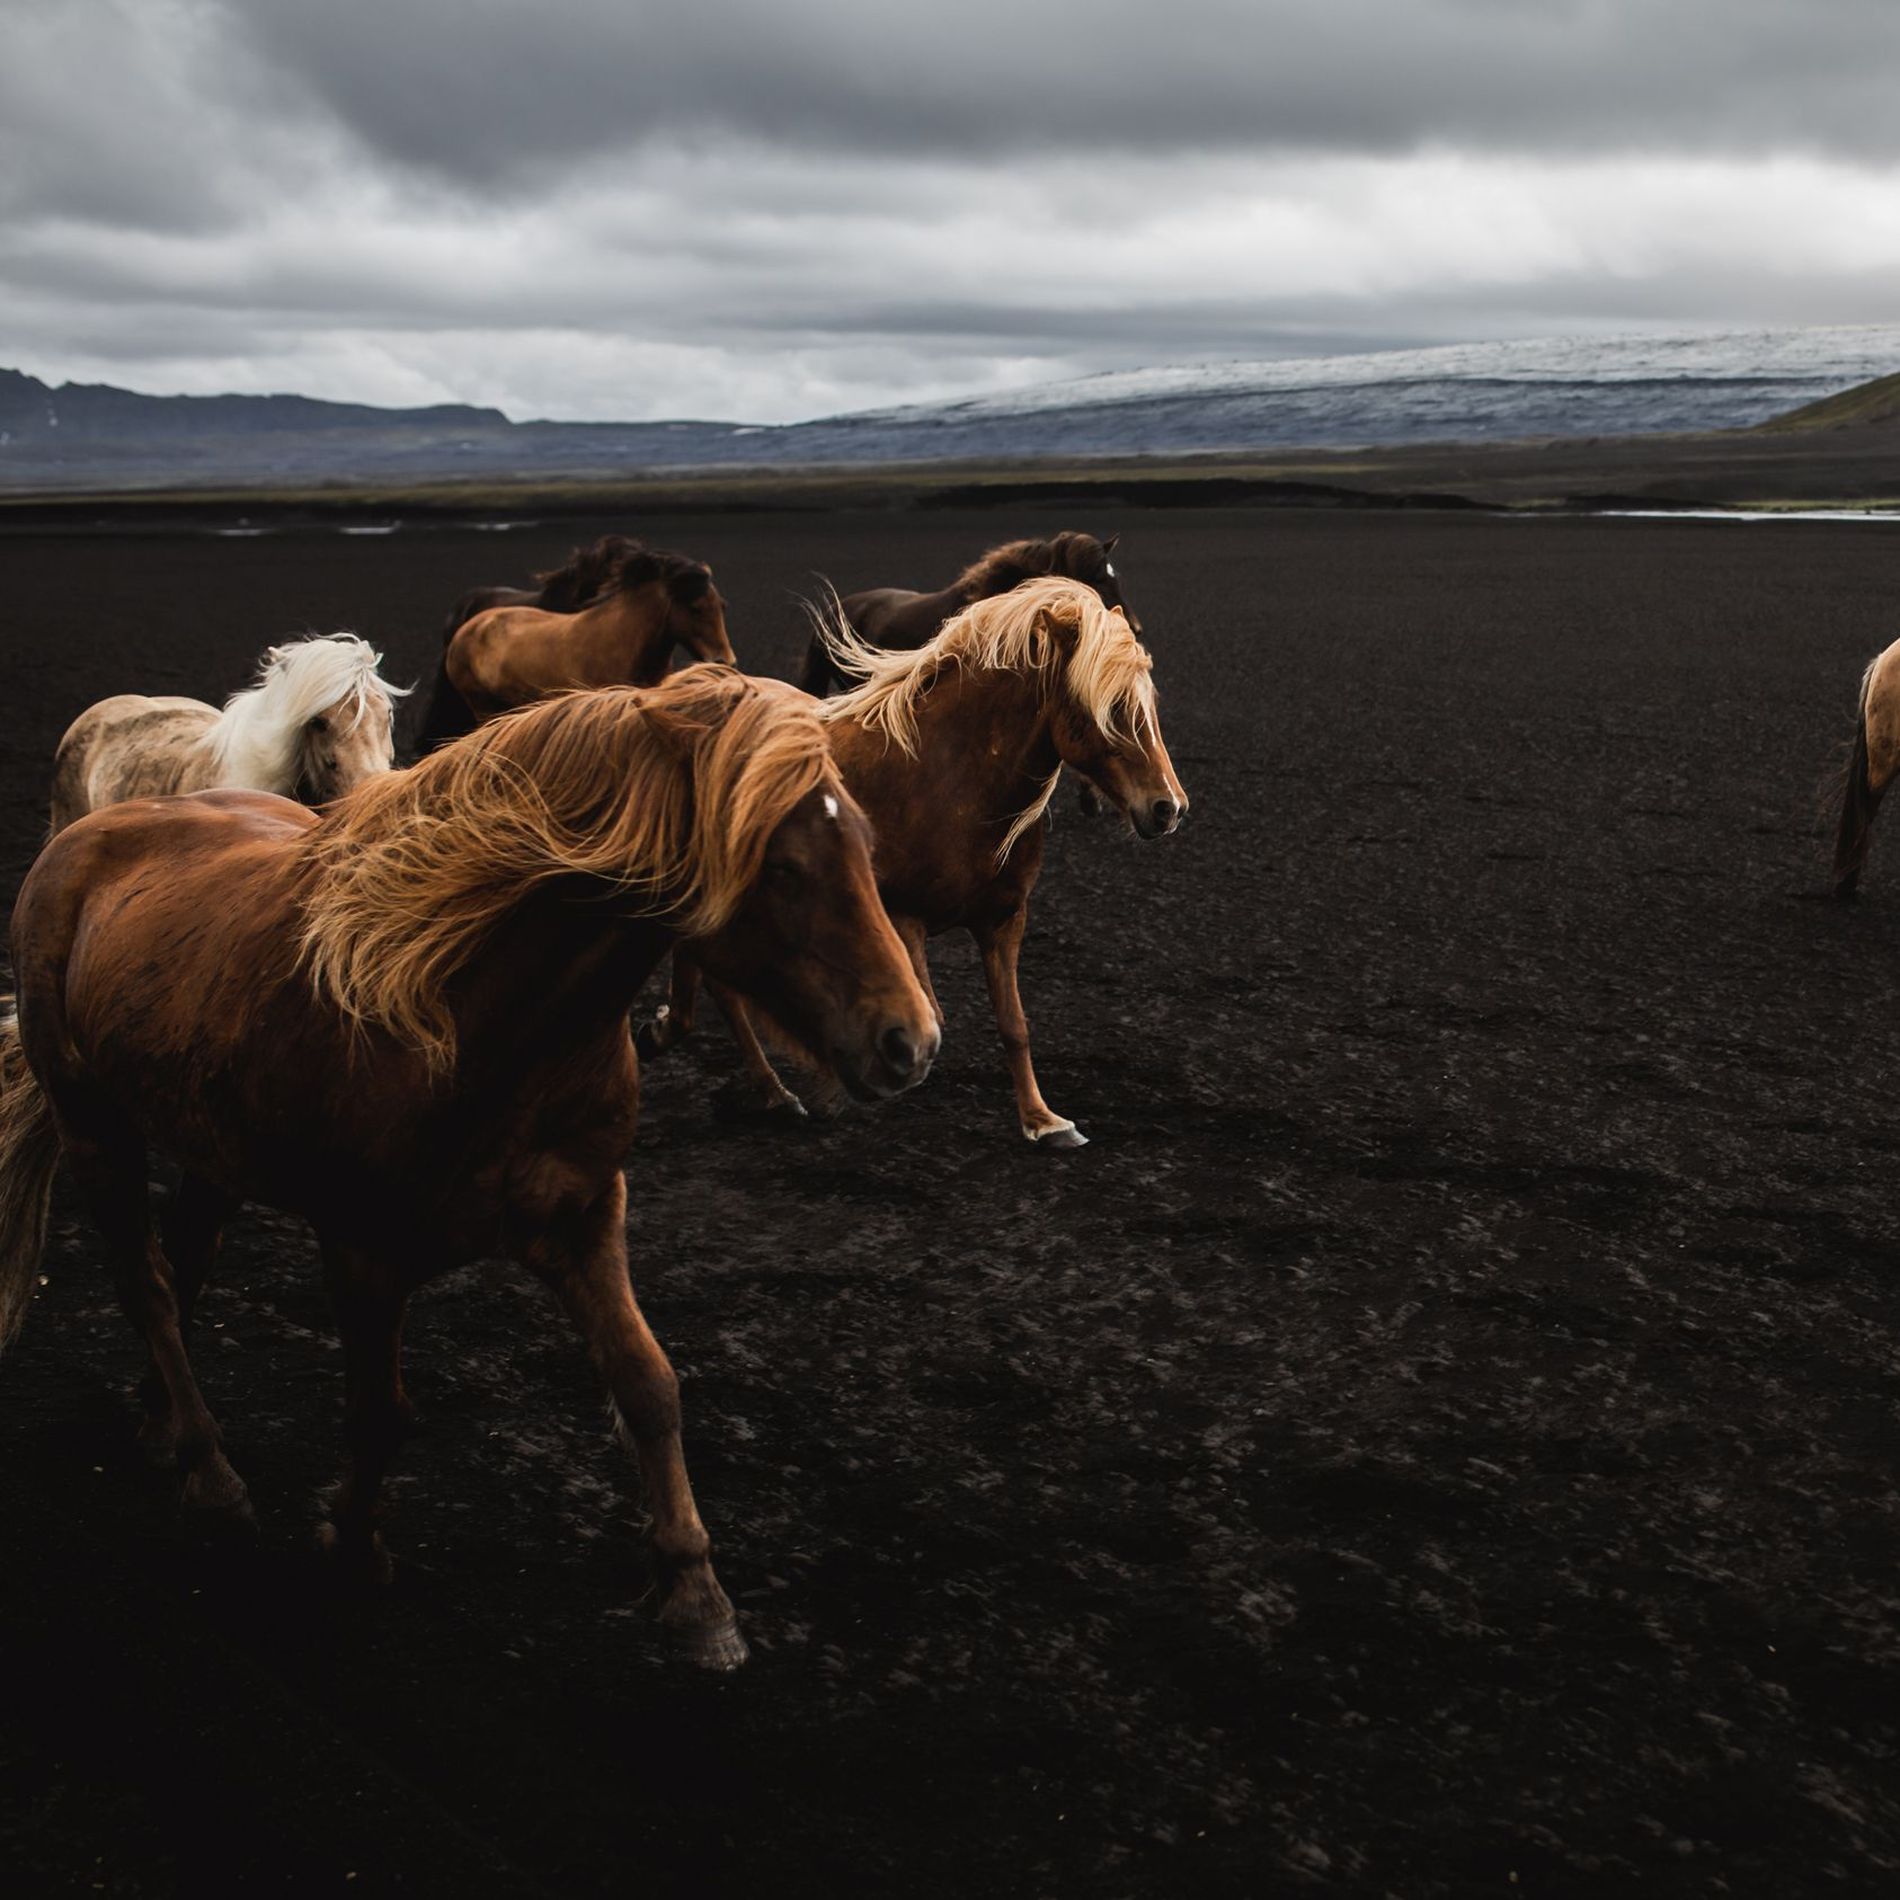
(50, 633, 407, 834)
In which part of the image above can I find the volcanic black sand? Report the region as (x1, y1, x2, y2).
(2, 508, 1898, 1897)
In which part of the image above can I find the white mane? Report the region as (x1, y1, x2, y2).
(206, 633, 406, 792)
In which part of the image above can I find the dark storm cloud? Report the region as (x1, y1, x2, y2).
(3, 0, 1898, 423)
(235, 0, 1900, 183)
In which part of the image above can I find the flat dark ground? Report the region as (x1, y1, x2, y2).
(2, 508, 1898, 1897)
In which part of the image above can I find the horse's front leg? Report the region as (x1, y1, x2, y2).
(316, 1238, 414, 1584)
(894, 915, 944, 1031)
(525, 1173, 745, 1670)
(634, 953, 701, 1063)
(709, 983, 807, 1118)
(972, 908, 1086, 1149)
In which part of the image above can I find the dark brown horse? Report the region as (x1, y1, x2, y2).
(0, 669, 937, 1670)
(417, 540, 734, 751)
(794, 531, 1134, 698)
(645, 578, 1185, 1148)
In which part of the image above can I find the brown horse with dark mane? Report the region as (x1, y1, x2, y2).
(416, 540, 736, 751)
(444, 533, 646, 640)
(0, 668, 937, 1669)
(794, 530, 1135, 698)
(645, 578, 1185, 1148)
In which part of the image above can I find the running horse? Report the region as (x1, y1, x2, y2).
(417, 542, 737, 751)
(794, 531, 1137, 697)
(0, 668, 938, 1669)
(49, 632, 405, 833)
(645, 578, 1186, 1148)
(1832, 635, 1900, 897)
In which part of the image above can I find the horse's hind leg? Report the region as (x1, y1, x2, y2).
(525, 1174, 745, 1670)
(973, 909, 1086, 1149)
(137, 1174, 236, 1465)
(316, 1239, 413, 1584)
(65, 1123, 249, 1517)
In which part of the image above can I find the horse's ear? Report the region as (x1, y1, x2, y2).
(1100, 533, 1119, 557)
(638, 701, 713, 762)
(1039, 601, 1083, 649)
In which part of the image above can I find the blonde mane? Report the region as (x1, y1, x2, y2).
(816, 576, 1154, 756)
(297, 667, 833, 1068)
(207, 633, 406, 792)
(814, 577, 1155, 866)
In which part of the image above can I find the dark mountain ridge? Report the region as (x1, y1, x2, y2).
(0, 367, 507, 443)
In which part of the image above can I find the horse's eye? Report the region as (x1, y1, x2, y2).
(766, 860, 802, 891)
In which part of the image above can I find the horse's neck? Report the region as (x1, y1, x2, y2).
(451, 895, 669, 1077)
(911, 665, 1059, 813)
(206, 691, 296, 794)
(963, 565, 1036, 605)
(576, 585, 668, 677)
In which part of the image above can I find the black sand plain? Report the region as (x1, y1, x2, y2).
(2, 506, 1898, 1896)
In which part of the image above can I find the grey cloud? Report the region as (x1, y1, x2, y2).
(231, 0, 1900, 184)
(3, 0, 1899, 426)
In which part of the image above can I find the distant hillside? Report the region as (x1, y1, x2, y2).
(4, 327, 1897, 495)
(1753, 369, 1900, 433)
(0, 367, 506, 443)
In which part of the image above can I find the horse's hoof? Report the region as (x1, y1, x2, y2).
(713, 1080, 809, 1124)
(672, 1616, 749, 1672)
(180, 1459, 254, 1524)
(315, 1522, 395, 1588)
(634, 1007, 672, 1063)
(1027, 1122, 1089, 1150)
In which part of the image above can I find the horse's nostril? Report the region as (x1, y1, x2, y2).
(880, 1023, 918, 1075)
(1151, 797, 1179, 833)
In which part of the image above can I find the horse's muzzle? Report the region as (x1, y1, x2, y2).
(1132, 795, 1184, 840)
(838, 1017, 940, 1100)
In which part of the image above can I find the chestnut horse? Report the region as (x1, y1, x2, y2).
(0, 669, 937, 1670)
(418, 543, 736, 751)
(793, 531, 1135, 698)
(443, 533, 646, 641)
(645, 578, 1186, 1147)
(50, 633, 405, 833)
(1832, 636, 1900, 898)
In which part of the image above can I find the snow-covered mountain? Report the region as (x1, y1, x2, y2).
(839, 328, 1900, 450)
(4, 327, 1897, 492)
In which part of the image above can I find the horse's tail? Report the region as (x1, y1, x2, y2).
(1833, 657, 1885, 900)
(413, 652, 478, 755)
(0, 1004, 59, 1356)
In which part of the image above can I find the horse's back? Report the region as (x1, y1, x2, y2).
(842, 587, 923, 644)
(17, 792, 315, 1080)
(50, 694, 218, 831)
(1860, 636, 1900, 792)
(447, 597, 643, 708)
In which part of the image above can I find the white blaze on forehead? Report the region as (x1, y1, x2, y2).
(822, 792, 840, 820)
(1104, 562, 1117, 579)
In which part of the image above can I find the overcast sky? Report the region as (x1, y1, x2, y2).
(4, 0, 1898, 423)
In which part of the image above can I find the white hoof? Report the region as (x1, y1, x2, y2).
(1024, 1120, 1088, 1150)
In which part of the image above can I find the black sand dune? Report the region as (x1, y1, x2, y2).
(2, 508, 1898, 1896)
